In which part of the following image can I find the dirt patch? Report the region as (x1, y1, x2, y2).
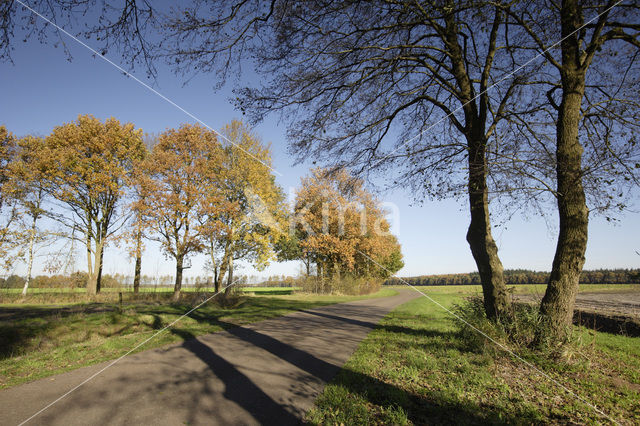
(573, 310, 640, 337)
(515, 291, 640, 318)
(515, 291, 640, 337)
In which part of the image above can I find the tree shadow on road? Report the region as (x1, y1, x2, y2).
(170, 327, 301, 425)
(170, 311, 533, 425)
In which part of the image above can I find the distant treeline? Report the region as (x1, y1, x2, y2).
(0, 273, 224, 289)
(385, 269, 640, 286)
(0, 273, 294, 289)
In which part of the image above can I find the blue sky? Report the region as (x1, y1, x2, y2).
(1, 27, 639, 281)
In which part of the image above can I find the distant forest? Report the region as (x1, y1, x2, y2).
(385, 269, 640, 286)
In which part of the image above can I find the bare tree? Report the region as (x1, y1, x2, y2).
(0, 0, 534, 318)
(4, 1, 638, 328)
(503, 0, 640, 342)
(47, 0, 531, 318)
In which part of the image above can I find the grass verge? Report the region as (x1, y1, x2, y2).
(0, 289, 396, 389)
(308, 290, 640, 425)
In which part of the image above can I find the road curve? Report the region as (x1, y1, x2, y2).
(1, 289, 419, 425)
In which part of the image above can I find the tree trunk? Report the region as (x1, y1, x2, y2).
(218, 256, 228, 291)
(21, 216, 37, 296)
(86, 230, 97, 295)
(227, 258, 234, 286)
(214, 264, 219, 293)
(209, 244, 220, 293)
(95, 221, 109, 294)
(95, 241, 104, 294)
(443, 11, 509, 321)
(465, 132, 510, 320)
(538, 1, 589, 343)
(217, 240, 231, 292)
(173, 254, 184, 301)
(133, 253, 142, 294)
(224, 257, 234, 295)
(133, 228, 142, 294)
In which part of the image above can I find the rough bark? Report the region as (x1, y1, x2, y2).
(173, 254, 184, 301)
(538, 0, 589, 343)
(466, 131, 510, 319)
(213, 264, 220, 293)
(217, 241, 231, 292)
(86, 243, 104, 296)
(208, 243, 220, 293)
(133, 255, 141, 294)
(95, 240, 104, 294)
(132, 227, 142, 293)
(444, 10, 509, 320)
(224, 257, 234, 295)
(132, 216, 143, 293)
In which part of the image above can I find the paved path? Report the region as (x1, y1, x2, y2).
(0, 289, 419, 425)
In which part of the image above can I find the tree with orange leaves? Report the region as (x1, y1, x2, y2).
(293, 168, 403, 285)
(0, 125, 19, 268)
(201, 120, 286, 293)
(137, 124, 226, 300)
(5, 135, 53, 295)
(45, 115, 145, 295)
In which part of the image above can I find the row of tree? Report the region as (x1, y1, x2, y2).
(1, 118, 403, 298)
(385, 269, 640, 286)
(0, 273, 252, 290)
(2, 0, 639, 342)
(0, 117, 287, 299)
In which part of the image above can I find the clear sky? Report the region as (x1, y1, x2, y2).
(1, 24, 639, 281)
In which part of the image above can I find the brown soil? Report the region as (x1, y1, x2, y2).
(515, 291, 640, 336)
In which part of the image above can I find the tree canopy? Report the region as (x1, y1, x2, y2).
(44, 115, 145, 294)
(292, 168, 404, 285)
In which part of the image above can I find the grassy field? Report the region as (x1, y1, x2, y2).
(0, 284, 640, 304)
(0, 288, 395, 389)
(2, 282, 638, 422)
(0, 286, 300, 295)
(308, 287, 640, 425)
(392, 283, 639, 295)
(0, 286, 302, 305)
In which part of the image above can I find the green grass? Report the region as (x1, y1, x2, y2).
(241, 286, 301, 295)
(0, 286, 300, 294)
(2, 283, 635, 306)
(0, 288, 396, 389)
(308, 288, 640, 425)
(0, 286, 305, 306)
(392, 283, 639, 295)
(0, 287, 88, 294)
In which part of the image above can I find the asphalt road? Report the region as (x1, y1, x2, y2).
(0, 289, 419, 425)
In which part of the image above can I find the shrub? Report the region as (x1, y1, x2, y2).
(4, 275, 25, 289)
(452, 296, 581, 360)
(452, 297, 543, 353)
(100, 274, 124, 288)
(298, 275, 382, 295)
